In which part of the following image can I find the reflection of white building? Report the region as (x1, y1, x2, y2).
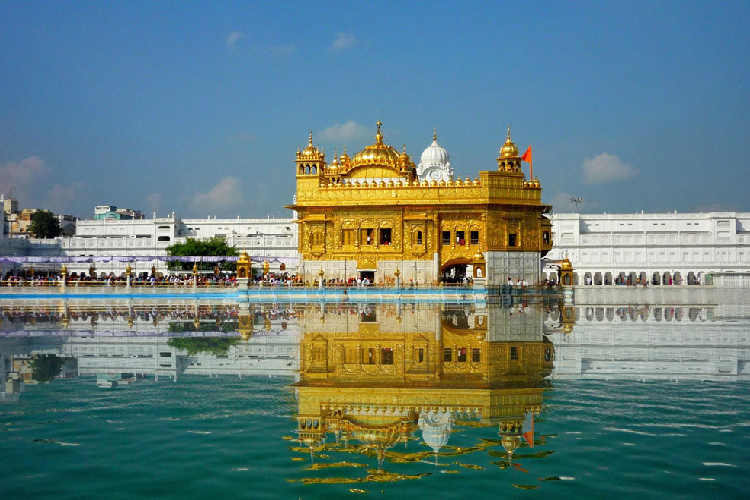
(545, 304, 750, 381)
(0, 330, 300, 392)
(546, 212, 750, 286)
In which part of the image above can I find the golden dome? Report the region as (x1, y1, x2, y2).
(328, 149, 340, 169)
(473, 251, 485, 262)
(237, 250, 250, 264)
(298, 130, 324, 160)
(339, 146, 350, 164)
(561, 257, 573, 270)
(498, 125, 519, 159)
(351, 121, 410, 171)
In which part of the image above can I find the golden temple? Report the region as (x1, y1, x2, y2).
(288, 122, 552, 286)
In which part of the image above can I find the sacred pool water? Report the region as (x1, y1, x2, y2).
(1, 296, 749, 499)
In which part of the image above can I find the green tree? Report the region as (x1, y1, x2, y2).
(28, 210, 61, 238)
(30, 355, 65, 383)
(166, 237, 238, 271)
(167, 337, 239, 356)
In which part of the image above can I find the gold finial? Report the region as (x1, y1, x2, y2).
(433, 127, 437, 141)
(308, 130, 313, 146)
(297, 145, 301, 153)
(506, 124, 511, 141)
(343, 145, 347, 154)
(402, 144, 406, 154)
(375, 121, 383, 145)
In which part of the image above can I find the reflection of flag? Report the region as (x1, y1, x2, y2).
(522, 411, 534, 447)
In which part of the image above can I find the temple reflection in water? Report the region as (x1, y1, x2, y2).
(293, 301, 552, 466)
(3, 296, 750, 475)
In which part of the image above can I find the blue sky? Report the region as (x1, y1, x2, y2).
(1, 1, 749, 218)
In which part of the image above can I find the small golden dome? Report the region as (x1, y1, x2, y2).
(237, 250, 251, 264)
(328, 149, 340, 169)
(498, 125, 519, 159)
(561, 257, 573, 270)
(473, 251, 485, 262)
(299, 130, 324, 160)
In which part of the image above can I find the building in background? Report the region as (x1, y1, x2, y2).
(60, 212, 298, 276)
(545, 212, 750, 286)
(93, 205, 144, 220)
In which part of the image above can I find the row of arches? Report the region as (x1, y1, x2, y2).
(546, 306, 712, 323)
(298, 164, 319, 175)
(542, 271, 711, 286)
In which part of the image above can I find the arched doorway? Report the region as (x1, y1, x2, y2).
(441, 260, 469, 284)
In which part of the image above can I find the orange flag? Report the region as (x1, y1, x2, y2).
(521, 146, 532, 163)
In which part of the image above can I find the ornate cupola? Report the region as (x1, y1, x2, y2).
(296, 130, 326, 178)
(417, 128, 453, 182)
(339, 146, 350, 171)
(497, 125, 521, 173)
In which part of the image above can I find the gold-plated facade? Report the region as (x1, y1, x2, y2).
(288, 122, 552, 284)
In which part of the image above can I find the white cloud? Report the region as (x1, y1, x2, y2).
(0, 156, 49, 195)
(547, 191, 575, 212)
(146, 193, 163, 215)
(226, 31, 245, 47)
(190, 176, 242, 210)
(318, 120, 370, 143)
(582, 153, 638, 184)
(330, 32, 356, 51)
(47, 182, 86, 213)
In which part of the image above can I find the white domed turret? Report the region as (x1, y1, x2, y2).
(417, 129, 453, 182)
(419, 409, 455, 463)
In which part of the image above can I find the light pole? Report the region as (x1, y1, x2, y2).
(570, 197, 583, 212)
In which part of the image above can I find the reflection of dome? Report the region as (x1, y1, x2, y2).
(418, 409, 455, 456)
(498, 125, 519, 159)
(498, 418, 524, 458)
(417, 128, 453, 182)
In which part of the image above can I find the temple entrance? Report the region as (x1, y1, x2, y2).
(358, 270, 375, 284)
(441, 264, 467, 284)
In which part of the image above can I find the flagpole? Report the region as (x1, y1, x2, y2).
(530, 152, 533, 180)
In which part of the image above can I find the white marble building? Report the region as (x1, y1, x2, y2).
(60, 213, 298, 275)
(545, 212, 750, 285)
